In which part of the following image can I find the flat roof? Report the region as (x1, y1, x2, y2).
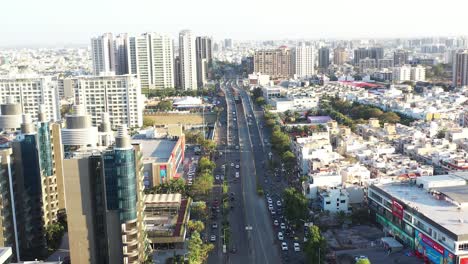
(373, 183, 468, 237)
(435, 186, 468, 204)
(132, 138, 177, 163)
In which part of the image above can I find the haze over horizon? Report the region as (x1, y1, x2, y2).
(1, 0, 468, 47)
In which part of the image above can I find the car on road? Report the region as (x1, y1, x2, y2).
(354, 256, 368, 262)
(210, 235, 216, 242)
(215, 175, 220, 181)
(235, 164, 240, 169)
(281, 242, 288, 251)
(231, 163, 234, 167)
(280, 223, 286, 230)
(212, 223, 218, 229)
(273, 220, 279, 226)
(267, 197, 272, 203)
(271, 210, 276, 215)
(278, 232, 284, 240)
(294, 243, 300, 252)
(235, 172, 240, 178)
(268, 205, 274, 211)
(277, 200, 282, 207)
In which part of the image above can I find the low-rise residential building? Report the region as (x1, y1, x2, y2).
(318, 187, 350, 213)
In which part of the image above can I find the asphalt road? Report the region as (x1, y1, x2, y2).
(231, 82, 281, 264)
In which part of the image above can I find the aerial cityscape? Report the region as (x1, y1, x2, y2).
(1, 1, 468, 264)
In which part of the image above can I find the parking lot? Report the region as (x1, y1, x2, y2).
(336, 247, 424, 264)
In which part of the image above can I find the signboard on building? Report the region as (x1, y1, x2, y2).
(415, 230, 454, 264)
(391, 200, 404, 220)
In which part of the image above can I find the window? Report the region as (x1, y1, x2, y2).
(458, 243, 468, 251)
(325, 201, 331, 205)
(340, 200, 346, 203)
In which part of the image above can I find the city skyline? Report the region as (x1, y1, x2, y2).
(2, 0, 468, 47)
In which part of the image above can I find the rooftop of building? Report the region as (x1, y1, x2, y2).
(144, 193, 182, 206)
(372, 182, 468, 236)
(132, 136, 178, 163)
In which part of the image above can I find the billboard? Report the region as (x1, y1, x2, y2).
(415, 230, 454, 264)
(392, 200, 404, 220)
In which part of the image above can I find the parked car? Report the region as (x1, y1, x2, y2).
(274, 220, 279, 226)
(210, 235, 216, 242)
(280, 223, 286, 230)
(281, 242, 288, 251)
(277, 200, 282, 207)
(212, 223, 218, 229)
(294, 243, 300, 252)
(278, 232, 284, 240)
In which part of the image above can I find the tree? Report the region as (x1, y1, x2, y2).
(46, 222, 65, 251)
(304, 225, 327, 264)
(252, 87, 263, 99)
(156, 100, 173, 111)
(200, 139, 217, 155)
(255, 96, 266, 106)
(281, 151, 296, 170)
(356, 259, 371, 264)
(186, 131, 204, 144)
(283, 187, 308, 227)
(188, 220, 205, 233)
(191, 202, 208, 221)
(198, 157, 216, 173)
(192, 172, 214, 195)
(380, 112, 400, 124)
(187, 231, 214, 264)
(143, 116, 155, 127)
(436, 129, 446, 139)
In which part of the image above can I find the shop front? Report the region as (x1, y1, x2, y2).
(376, 213, 415, 249)
(414, 230, 455, 264)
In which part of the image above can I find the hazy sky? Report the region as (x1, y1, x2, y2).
(1, 0, 467, 47)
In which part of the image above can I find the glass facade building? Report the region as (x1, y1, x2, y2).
(104, 149, 137, 223)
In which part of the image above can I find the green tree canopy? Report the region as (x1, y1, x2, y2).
(188, 220, 205, 233)
(283, 187, 308, 227)
(156, 100, 173, 111)
(187, 231, 214, 264)
(192, 172, 214, 195)
(191, 202, 208, 221)
(255, 96, 266, 106)
(304, 225, 327, 264)
(356, 258, 371, 264)
(198, 157, 216, 173)
(380, 112, 400, 124)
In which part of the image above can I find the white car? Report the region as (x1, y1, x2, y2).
(280, 223, 286, 230)
(281, 242, 288, 251)
(268, 205, 274, 211)
(231, 163, 234, 167)
(273, 220, 279, 226)
(210, 235, 216, 242)
(276, 200, 282, 207)
(294, 243, 300, 252)
(267, 198, 273, 204)
(271, 210, 276, 215)
(215, 175, 220, 180)
(235, 164, 240, 169)
(235, 172, 240, 178)
(278, 232, 284, 240)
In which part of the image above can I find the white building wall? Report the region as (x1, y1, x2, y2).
(91, 33, 115, 75)
(179, 30, 198, 90)
(0, 76, 60, 122)
(74, 74, 143, 128)
(295, 43, 315, 77)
